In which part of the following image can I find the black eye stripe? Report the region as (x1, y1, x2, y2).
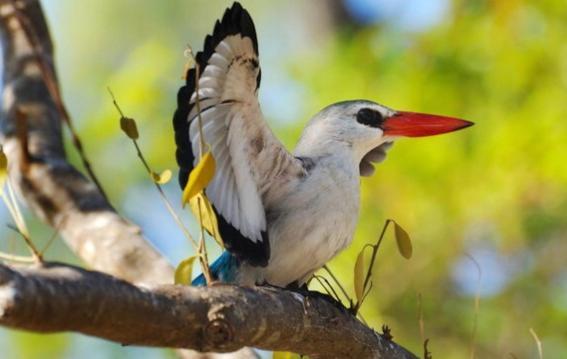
(356, 108, 384, 128)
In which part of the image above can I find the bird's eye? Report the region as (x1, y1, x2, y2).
(356, 108, 384, 128)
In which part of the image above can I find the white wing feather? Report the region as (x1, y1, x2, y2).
(188, 35, 299, 244)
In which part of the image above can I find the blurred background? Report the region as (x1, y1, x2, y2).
(1, 0, 566, 357)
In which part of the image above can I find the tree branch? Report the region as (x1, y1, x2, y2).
(0, 262, 416, 358)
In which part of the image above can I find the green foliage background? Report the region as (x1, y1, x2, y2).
(1, 0, 566, 358)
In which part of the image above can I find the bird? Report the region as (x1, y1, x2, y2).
(173, 2, 473, 288)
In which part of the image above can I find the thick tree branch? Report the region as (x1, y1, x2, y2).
(0, 262, 417, 359)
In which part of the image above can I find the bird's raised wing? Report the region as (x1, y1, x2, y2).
(173, 3, 302, 267)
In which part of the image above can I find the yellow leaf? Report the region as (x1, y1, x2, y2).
(182, 47, 195, 79)
(394, 221, 413, 259)
(120, 116, 139, 140)
(181, 59, 195, 80)
(151, 169, 172, 184)
(273, 352, 298, 359)
(354, 248, 366, 303)
(182, 151, 215, 206)
(0, 149, 7, 182)
(189, 191, 224, 248)
(175, 255, 197, 285)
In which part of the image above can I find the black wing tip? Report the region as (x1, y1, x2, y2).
(213, 204, 270, 267)
(214, 1, 259, 56)
(173, 1, 259, 190)
(194, 1, 258, 82)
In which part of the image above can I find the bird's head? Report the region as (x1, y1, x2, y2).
(297, 100, 473, 175)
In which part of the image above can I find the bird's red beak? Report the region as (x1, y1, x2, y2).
(383, 111, 474, 137)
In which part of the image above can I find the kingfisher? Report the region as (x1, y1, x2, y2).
(173, 2, 472, 288)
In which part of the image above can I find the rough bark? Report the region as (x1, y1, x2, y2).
(0, 1, 418, 358)
(0, 262, 416, 358)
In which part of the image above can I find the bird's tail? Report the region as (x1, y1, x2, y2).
(192, 251, 239, 286)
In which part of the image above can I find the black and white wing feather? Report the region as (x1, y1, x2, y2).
(173, 3, 301, 267)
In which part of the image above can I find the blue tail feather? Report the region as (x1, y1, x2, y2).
(192, 251, 239, 286)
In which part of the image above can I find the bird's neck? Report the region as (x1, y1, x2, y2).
(294, 136, 359, 176)
(294, 122, 382, 165)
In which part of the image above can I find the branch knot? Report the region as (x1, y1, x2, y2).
(205, 318, 233, 348)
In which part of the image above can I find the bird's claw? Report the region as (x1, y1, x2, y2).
(259, 282, 350, 313)
(290, 286, 350, 313)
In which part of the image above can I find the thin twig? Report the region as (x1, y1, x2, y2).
(6, 224, 41, 262)
(4, 179, 26, 236)
(352, 220, 393, 314)
(1, 179, 41, 261)
(107, 87, 126, 118)
(529, 328, 543, 359)
(360, 281, 373, 306)
(312, 274, 341, 303)
(132, 140, 198, 250)
(196, 196, 212, 284)
(107, 88, 198, 250)
(39, 225, 62, 256)
(362, 219, 393, 295)
(322, 265, 352, 304)
(423, 339, 432, 359)
(0, 251, 35, 263)
(312, 275, 336, 299)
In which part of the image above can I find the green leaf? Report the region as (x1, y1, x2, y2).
(151, 169, 172, 184)
(354, 248, 366, 303)
(120, 116, 139, 139)
(182, 151, 216, 206)
(394, 221, 412, 259)
(174, 256, 197, 285)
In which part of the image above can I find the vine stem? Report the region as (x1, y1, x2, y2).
(352, 219, 393, 314)
(107, 88, 199, 251)
(196, 196, 213, 284)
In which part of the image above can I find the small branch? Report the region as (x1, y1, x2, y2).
(352, 220, 392, 314)
(321, 265, 351, 303)
(107, 87, 199, 251)
(529, 328, 543, 359)
(6, 223, 41, 261)
(362, 220, 392, 295)
(0, 262, 417, 359)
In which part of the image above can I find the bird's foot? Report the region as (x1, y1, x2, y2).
(285, 282, 351, 314)
(259, 282, 351, 314)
